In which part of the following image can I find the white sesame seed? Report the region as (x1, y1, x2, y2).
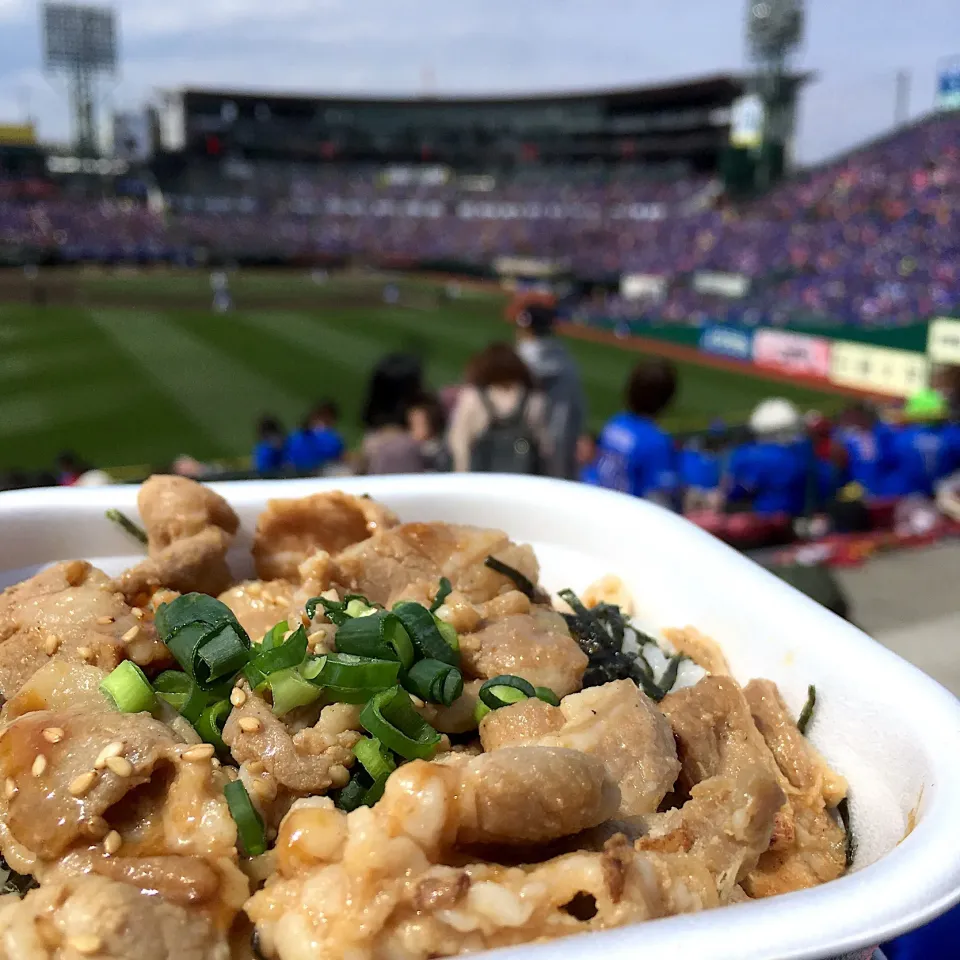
(182, 744, 215, 762)
(229, 687, 247, 708)
(31, 755, 47, 777)
(105, 756, 133, 778)
(103, 830, 122, 856)
(69, 934, 102, 955)
(95, 741, 125, 769)
(68, 771, 97, 797)
(132, 607, 145, 620)
(121, 625, 140, 643)
(76, 646, 94, 662)
(238, 717, 262, 734)
(96, 615, 114, 625)
(44, 634, 61, 655)
(408, 694, 426, 709)
(3, 777, 17, 800)
(42, 727, 64, 744)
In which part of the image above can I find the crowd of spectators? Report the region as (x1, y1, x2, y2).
(237, 301, 960, 550)
(1, 111, 957, 326)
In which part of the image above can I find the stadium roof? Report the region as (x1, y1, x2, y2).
(175, 72, 814, 109)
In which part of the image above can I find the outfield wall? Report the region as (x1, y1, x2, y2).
(583, 315, 951, 399)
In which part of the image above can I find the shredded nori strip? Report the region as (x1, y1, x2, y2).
(797, 684, 817, 736)
(484, 556, 536, 599)
(837, 797, 855, 868)
(559, 589, 682, 701)
(0, 855, 37, 898)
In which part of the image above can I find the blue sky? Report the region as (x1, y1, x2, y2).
(0, 0, 957, 163)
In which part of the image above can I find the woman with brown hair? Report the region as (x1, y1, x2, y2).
(448, 342, 552, 474)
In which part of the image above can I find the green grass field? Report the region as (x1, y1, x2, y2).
(0, 271, 842, 473)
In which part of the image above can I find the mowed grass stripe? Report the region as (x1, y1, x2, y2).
(0, 307, 208, 470)
(159, 309, 379, 440)
(88, 309, 305, 456)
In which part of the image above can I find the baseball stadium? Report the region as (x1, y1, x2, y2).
(2, 1, 960, 957)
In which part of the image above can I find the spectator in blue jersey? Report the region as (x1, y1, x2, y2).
(594, 358, 678, 504)
(727, 399, 809, 516)
(284, 401, 346, 474)
(576, 432, 601, 485)
(881, 389, 948, 498)
(307, 399, 346, 468)
(680, 422, 727, 513)
(835, 402, 892, 497)
(253, 416, 287, 474)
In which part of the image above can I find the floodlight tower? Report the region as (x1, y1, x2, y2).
(42, 2, 118, 156)
(745, 0, 804, 188)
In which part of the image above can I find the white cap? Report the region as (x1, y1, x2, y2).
(749, 398, 801, 436)
(74, 469, 113, 487)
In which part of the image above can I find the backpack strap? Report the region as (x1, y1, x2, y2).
(477, 388, 501, 424)
(505, 387, 530, 425)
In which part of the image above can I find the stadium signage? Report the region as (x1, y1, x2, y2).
(830, 342, 929, 397)
(927, 317, 960, 365)
(692, 271, 750, 298)
(493, 256, 565, 279)
(752, 329, 831, 380)
(699, 324, 753, 361)
(620, 274, 667, 301)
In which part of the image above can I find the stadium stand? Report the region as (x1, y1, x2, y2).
(2, 107, 957, 325)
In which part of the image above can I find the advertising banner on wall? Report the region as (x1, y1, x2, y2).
(699, 324, 753, 361)
(830, 342, 929, 397)
(752, 329, 831, 379)
(620, 273, 667, 301)
(692, 271, 750, 298)
(927, 317, 960, 365)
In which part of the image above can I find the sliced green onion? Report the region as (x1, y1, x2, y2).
(434, 617, 460, 652)
(196, 699, 231, 752)
(354, 735, 395, 782)
(195, 624, 253, 685)
(314, 652, 400, 688)
(335, 612, 415, 670)
(100, 661, 156, 713)
(269, 666, 322, 716)
(300, 656, 325, 681)
(478, 675, 536, 710)
(306, 594, 376, 625)
(155, 592, 238, 636)
(224, 780, 267, 856)
(153, 670, 208, 724)
(797, 685, 817, 736)
(430, 577, 452, 613)
(353, 735, 396, 804)
(259, 620, 288, 653)
(403, 659, 463, 706)
(474, 700, 492, 725)
(534, 686, 561, 706)
(156, 594, 252, 692)
(346, 599, 377, 618)
(484, 556, 535, 599)
(335, 772, 371, 812)
(245, 625, 308, 690)
(105, 508, 148, 546)
(391, 602, 458, 666)
(359, 686, 442, 760)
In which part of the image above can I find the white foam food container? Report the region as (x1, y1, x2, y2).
(1, 474, 958, 960)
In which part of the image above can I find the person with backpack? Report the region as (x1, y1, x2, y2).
(514, 301, 586, 480)
(448, 342, 551, 474)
